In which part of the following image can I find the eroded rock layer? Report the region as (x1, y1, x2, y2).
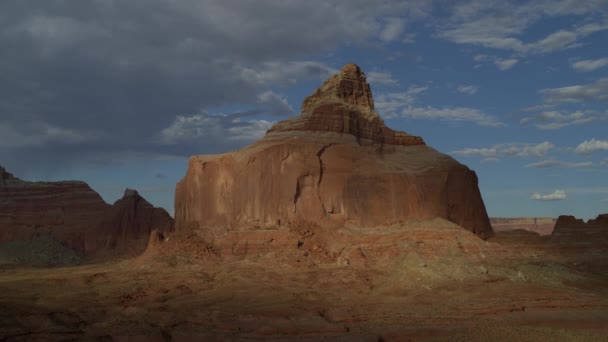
(551, 214, 608, 244)
(0, 166, 174, 260)
(176, 64, 493, 238)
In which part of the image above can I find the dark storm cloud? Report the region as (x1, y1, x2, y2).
(0, 1, 433, 175)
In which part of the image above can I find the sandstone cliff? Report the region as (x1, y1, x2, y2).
(0, 166, 174, 260)
(551, 214, 608, 244)
(175, 64, 493, 238)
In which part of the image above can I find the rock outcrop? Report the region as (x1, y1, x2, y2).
(175, 64, 493, 239)
(0, 167, 174, 260)
(94, 189, 175, 257)
(491, 217, 556, 235)
(551, 214, 608, 244)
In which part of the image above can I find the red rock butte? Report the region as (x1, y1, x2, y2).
(175, 64, 493, 238)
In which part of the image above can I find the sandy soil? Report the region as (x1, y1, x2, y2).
(1, 221, 607, 341)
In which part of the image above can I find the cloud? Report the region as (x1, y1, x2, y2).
(403, 106, 505, 127)
(531, 190, 567, 201)
(574, 139, 608, 154)
(239, 61, 338, 86)
(571, 57, 608, 72)
(456, 85, 479, 94)
(376, 85, 504, 126)
(160, 112, 275, 146)
(0, 121, 99, 148)
(256, 91, 295, 116)
(452, 141, 555, 158)
(494, 58, 519, 70)
(520, 110, 604, 129)
(367, 71, 399, 85)
(525, 160, 594, 168)
(437, 1, 608, 54)
(473, 55, 518, 71)
(541, 78, 608, 103)
(379, 17, 406, 42)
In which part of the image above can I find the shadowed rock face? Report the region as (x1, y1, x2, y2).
(95, 189, 175, 257)
(0, 168, 174, 260)
(175, 64, 493, 239)
(551, 214, 608, 244)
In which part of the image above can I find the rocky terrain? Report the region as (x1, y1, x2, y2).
(176, 64, 492, 239)
(0, 65, 607, 341)
(0, 167, 174, 264)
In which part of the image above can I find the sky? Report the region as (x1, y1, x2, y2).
(0, 0, 607, 219)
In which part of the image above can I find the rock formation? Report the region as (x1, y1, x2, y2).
(0, 166, 111, 254)
(94, 189, 175, 257)
(175, 64, 493, 239)
(0, 166, 174, 260)
(551, 214, 608, 244)
(491, 217, 556, 235)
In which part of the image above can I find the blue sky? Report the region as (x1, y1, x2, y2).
(0, 1, 607, 219)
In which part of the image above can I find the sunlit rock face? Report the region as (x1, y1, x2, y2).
(175, 64, 493, 239)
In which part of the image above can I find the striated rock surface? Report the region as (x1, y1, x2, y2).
(0, 167, 174, 260)
(551, 214, 608, 244)
(0, 166, 110, 254)
(176, 64, 493, 238)
(491, 217, 556, 235)
(94, 189, 175, 258)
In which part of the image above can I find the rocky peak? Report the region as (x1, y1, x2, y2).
(268, 64, 424, 146)
(123, 188, 140, 198)
(301, 63, 377, 120)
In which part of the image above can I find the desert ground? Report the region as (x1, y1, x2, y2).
(1, 220, 607, 341)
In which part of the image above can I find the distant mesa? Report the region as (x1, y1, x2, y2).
(175, 63, 493, 239)
(551, 214, 608, 244)
(0, 166, 174, 264)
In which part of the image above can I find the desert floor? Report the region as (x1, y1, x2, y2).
(1, 222, 607, 341)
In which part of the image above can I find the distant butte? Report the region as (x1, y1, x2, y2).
(0, 166, 174, 262)
(175, 64, 493, 238)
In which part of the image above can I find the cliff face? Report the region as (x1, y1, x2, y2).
(95, 189, 175, 257)
(551, 214, 608, 244)
(175, 64, 493, 239)
(0, 167, 174, 259)
(0, 166, 110, 253)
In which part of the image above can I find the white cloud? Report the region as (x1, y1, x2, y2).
(375, 85, 428, 118)
(367, 71, 399, 85)
(438, 1, 608, 55)
(0, 121, 97, 148)
(452, 141, 555, 158)
(239, 61, 338, 86)
(541, 77, 608, 103)
(456, 85, 478, 94)
(376, 85, 503, 126)
(574, 139, 608, 154)
(531, 189, 567, 201)
(571, 57, 608, 72)
(380, 17, 406, 42)
(525, 160, 594, 168)
(256, 91, 294, 116)
(520, 110, 603, 130)
(494, 58, 519, 70)
(403, 106, 505, 127)
(473, 55, 518, 71)
(161, 112, 275, 144)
